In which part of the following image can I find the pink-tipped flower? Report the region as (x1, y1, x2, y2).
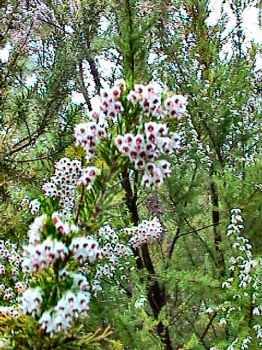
(115, 135, 123, 149)
(123, 133, 133, 145)
(111, 87, 121, 100)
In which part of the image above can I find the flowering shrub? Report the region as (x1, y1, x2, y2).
(7, 80, 185, 342)
(20, 213, 98, 334)
(1, 74, 189, 349)
(207, 209, 262, 349)
(20, 209, 166, 335)
(127, 217, 162, 248)
(74, 82, 186, 188)
(0, 240, 27, 307)
(115, 125, 180, 187)
(42, 158, 98, 216)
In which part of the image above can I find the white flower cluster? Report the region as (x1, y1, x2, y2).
(128, 217, 162, 248)
(23, 215, 68, 272)
(0, 286, 15, 301)
(38, 291, 90, 334)
(23, 214, 101, 272)
(42, 158, 82, 214)
(0, 306, 21, 318)
(214, 209, 262, 349)
(29, 199, 41, 215)
(240, 336, 252, 350)
(74, 121, 107, 160)
(77, 166, 98, 187)
(42, 158, 98, 215)
(22, 237, 68, 272)
(100, 227, 131, 261)
(22, 274, 90, 335)
(70, 236, 101, 264)
(224, 209, 255, 289)
(115, 122, 181, 187)
(74, 82, 186, 171)
(94, 225, 132, 285)
(90, 83, 124, 122)
(74, 81, 125, 160)
(27, 214, 47, 244)
(21, 212, 103, 334)
(21, 287, 43, 316)
(227, 208, 244, 236)
(127, 83, 187, 118)
(0, 240, 26, 303)
(254, 324, 262, 344)
(127, 84, 162, 117)
(226, 335, 253, 350)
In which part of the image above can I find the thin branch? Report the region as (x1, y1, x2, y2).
(78, 60, 92, 111)
(167, 221, 219, 262)
(184, 218, 217, 264)
(200, 312, 217, 342)
(75, 185, 85, 224)
(167, 227, 180, 260)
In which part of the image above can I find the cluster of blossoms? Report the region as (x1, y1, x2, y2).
(224, 208, 254, 289)
(38, 290, 91, 334)
(0, 240, 26, 304)
(127, 83, 187, 119)
(42, 158, 82, 214)
(21, 287, 43, 316)
(20, 196, 41, 215)
(23, 214, 69, 272)
(22, 237, 68, 272)
(115, 122, 181, 187)
(29, 199, 41, 215)
(74, 81, 125, 160)
(0, 285, 16, 302)
(74, 121, 107, 160)
(114, 83, 186, 187)
(0, 305, 21, 318)
(42, 158, 98, 215)
(208, 209, 262, 349)
(74, 82, 186, 173)
(22, 214, 101, 273)
(127, 217, 162, 248)
(20, 213, 103, 334)
(70, 236, 101, 264)
(99, 226, 132, 261)
(93, 226, 132, 288)
(90, 82, 124, 122)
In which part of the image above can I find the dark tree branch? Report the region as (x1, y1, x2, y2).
(78, 60, 92, 111)
(167, 227, 180, 260)
(200, 312, 217, 343)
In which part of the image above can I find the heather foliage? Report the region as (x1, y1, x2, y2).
(0, 1, 261, 350)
